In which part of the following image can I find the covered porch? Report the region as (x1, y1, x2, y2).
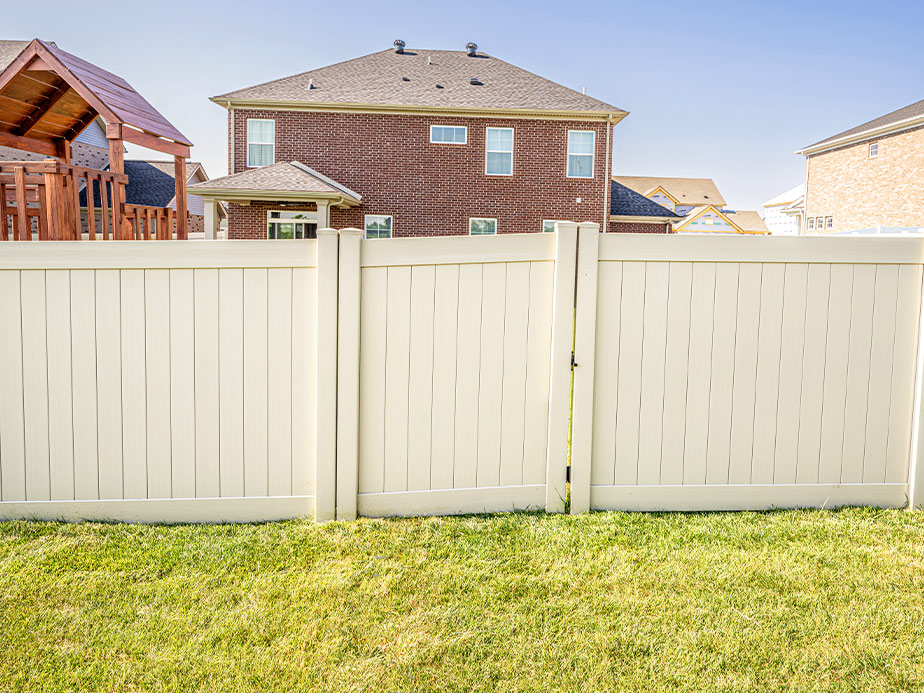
(0, 39, 193, 240)
(189, 161, 362, 239)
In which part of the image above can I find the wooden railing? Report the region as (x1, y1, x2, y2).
(123, 204, 177, 240)
(0, 160, 139, 241)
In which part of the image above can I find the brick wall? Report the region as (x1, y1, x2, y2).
(608, 220, 672, 233)
(229, 201, 317, 239)
(228, 109, 611, 238)
(805, 124, 924, 233)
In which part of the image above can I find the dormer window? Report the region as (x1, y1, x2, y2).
(247, 119, 275, 167)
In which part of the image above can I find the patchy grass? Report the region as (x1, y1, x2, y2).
(1, 509, 924, 691)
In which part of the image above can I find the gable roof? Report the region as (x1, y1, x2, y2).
(724, 210, 768, 234)
(213, 48, 626, 119)
(673, 205, 767, 235)
(189, 161, 362, 205)
(0, 39, 191, 154)
(610, 180, 682, 218)
(612, 175, 726, 206)
(763, 183, 804, 208)
(79, 160, 207, 209)
(799, 97, 924, 155)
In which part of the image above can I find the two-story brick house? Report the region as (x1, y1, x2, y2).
(798, 97, 924, 234)
(190, 41, 628, 239)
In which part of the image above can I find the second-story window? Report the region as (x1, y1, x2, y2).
(431, 125, 467, 144)
(247, 119, 275, 167)
(567, 130, 595, 178)
(485, 127, 513, 176)
(869, 142, 879, 158)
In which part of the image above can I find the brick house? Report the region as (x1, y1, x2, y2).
(190, 41, 629, 239)
(798, 97, 924, 234)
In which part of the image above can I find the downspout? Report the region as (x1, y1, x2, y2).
(229, 104, 235, 175)
(603, 116, 612, 231)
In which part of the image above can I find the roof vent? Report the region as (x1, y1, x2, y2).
(393, 39, 406, 54)
(308, 78, 315, 90)
(469, 77, 481, 86)
(401, 76, 410, 82)
(465, 42, 478, 56)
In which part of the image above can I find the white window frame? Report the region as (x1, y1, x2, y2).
(567, 130, 595, 179)
(542, 219, 568, 233)
(469, 217, 498, 235)
(485, 127, 514, 176)
(246, 119, 275, 168)
(266, 210, 317, 239)
(807, 217, 815, 231)
(826, 216, 834, 230)
(430, 125, 468, 144)
(364, 214, 393, 239)
(869, 142, 879, 158)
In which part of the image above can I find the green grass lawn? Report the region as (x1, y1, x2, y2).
(2, 509, 924, 692)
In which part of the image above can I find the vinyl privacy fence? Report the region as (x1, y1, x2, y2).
(1, 225, 924, 522)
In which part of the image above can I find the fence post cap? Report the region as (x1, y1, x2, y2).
(339, 228, 363, 238)
(317, 228, 338, 237)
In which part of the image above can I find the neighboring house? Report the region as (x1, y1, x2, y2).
(762, 184, 804, 235)
(797, 97, 924, 234)
(191, 41, 628, 239)
(609, 180, 681, 233)
(612, 174, 767, 234)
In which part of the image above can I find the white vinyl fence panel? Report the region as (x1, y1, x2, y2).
(0, 241, 321, 522)
(571, 233, 924, 512)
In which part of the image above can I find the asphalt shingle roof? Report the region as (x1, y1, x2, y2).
(610, 180, 681, 218)
(805, 97, 924, 150)
(215, 48, 624, 114)
(80, 160, 201, 208)
(189, 161, 361, 200)
(612, 175, 726, 206)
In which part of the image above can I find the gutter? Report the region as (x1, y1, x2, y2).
(796, 113, 924, 156)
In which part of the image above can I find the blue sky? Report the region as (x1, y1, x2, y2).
(7, 0, 924, 211)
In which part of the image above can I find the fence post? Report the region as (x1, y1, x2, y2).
(314, 228, 339, 521)
(336, 229, 362, 520)
(908, 272, 924, 510)
(569, 222, 600, 514)
(545, 222, 579, 513)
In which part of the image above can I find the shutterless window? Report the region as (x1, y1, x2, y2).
(247, 119, 274, 167)
(469, 217, 497, 235)
(485, 127, 513, 175)
(826, 216, 834, 229)
(364, 214, 393, 239)
(567, 130, 595, 178)
(430, 125, 467, 144)
(869, 142, 879, 158)
(542, 220, 567, 233)
(267, 210, 316, 239)
(808, 217, 815, 230)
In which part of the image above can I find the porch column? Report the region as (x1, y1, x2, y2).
(203, 198, 218, 239)
(316, 201, 330, 229)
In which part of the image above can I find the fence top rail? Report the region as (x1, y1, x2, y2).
(0, 239, 319, 270)
(0, 160, 129, 183)
(359, 231, 557, 268)
(598, 233, 924, 264)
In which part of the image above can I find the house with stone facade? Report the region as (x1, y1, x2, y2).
(190, 41, 637, 239)
(798, 97, 924, 234)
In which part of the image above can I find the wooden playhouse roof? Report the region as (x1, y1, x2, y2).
(0, 39, 191, 158)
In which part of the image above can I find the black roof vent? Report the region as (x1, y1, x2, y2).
(393, 39, 406, 54)
(469, 77, 482, 86)
(466, 42, 478, 56)
(401, 76, 410, 81)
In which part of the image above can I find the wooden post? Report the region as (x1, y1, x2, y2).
(174, 156, 188, 239)
(70, 168, 81, 240)
(315, 228, 339, 521)
(107, 126, 126, 239)
(569, 222, 601, 515)
(43, 160, 63, 240)
(165, 207, 174, 240)
(14, 166, 29, 241)
(336, 228, 362, 520)
(0, 181, 8, 241)
(99, 177, 110, 240)
(86, 174, 96, 240)
(545, 222, 579, 513)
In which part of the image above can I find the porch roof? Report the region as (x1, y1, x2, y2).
(189, 161, 362, 206)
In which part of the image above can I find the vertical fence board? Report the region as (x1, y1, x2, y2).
(522, 261, 554, 487)
(499, 262, 530, 487)
(169, 269, 196, 498)
(359, 267, 387, 494)
(120, 270, 147, 499)
(660, 262, 693, 485)
(0, 271, 26, 501)
(476, 263, 507, 488)
(841, 265, 877, 483)
(21, 271, 50, 500)
(46, 270, 75, 500)
(864, 265, 899, 482)
(383, 266, 412, 492)
(218, 269, 245, 497)
(614, 262, 646, 485)
(774, 264, 809, 484)
(70, 270, 99, 500)
(95, 269, 123, 499)
(591, 262, 622, 487)
(243, 268, 269, 497)
(751, 264, 785, 485)
(268, 268, 294, 496)
(796, 264, 831, 484)
(430, 264, 460, 490)
(454, 263, 483, 489)
(144, 269, 172, 499)
(407, 265, 436, 491)
(292, 267, 316, 496)
(637, 262, 670, 485)
(683, 263, 716, 485)
(728, 263, 761, 484)
(705, 263, 739, 485)
(194, 269, 220, 498)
